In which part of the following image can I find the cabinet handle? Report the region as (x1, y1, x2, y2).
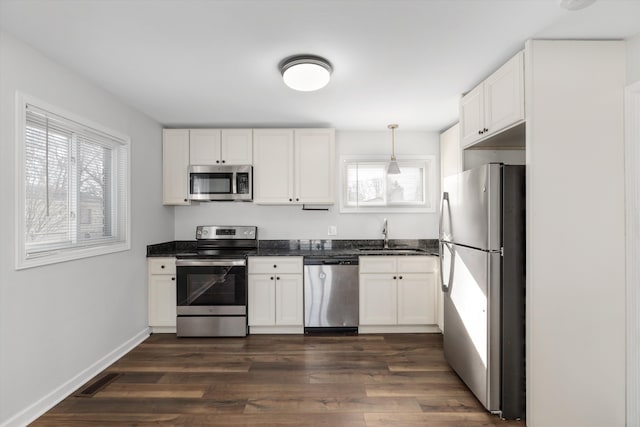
(270, 276, 274, 280)
(171, 277, 175, 281)
(183, 198, 188, 202)
(399, 276, 403, 280)
(216, 160, 220, 163)
(161, 265, 165, 269)
(295, 198, 299, 202)
(478, 130, 483, 135)
(393, 276, 397, 280)
(483, 127, 488, 132)
(289, 198, 293, 202)
(221, 160, 226, 164)
(276, 276, 280, 280)
(273, 264, 277, 268)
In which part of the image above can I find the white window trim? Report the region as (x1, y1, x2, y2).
(14, 92, 131, 270)
(339, 154, 436, 214)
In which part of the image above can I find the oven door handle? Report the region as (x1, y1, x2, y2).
(176, 259, 247, 267)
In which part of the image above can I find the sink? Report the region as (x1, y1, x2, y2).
(356, 247, 426, 254)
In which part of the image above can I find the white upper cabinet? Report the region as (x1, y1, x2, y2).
(190, 129, 252, 165)
(295, 129, 335, 204)
(253, 129, 295, 204)
(221, 129, 253, 164)
(253, 128, 335, 205)
(440, 123, 462, 181)
(460, 51, 524, 148)
(189, 129, 221, 165)
(162, 129, 190, 205)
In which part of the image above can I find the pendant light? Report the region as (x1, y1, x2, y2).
(280, 55, 332, 92)
(387, 124, 401, 175)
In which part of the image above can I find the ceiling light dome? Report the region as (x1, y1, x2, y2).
(280, 55, 332, 92)
(558, 0, 597, 11)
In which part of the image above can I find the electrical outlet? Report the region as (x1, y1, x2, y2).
(327, 225, 337, 236)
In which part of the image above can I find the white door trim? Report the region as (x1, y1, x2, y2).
(625, 80, 640, 427)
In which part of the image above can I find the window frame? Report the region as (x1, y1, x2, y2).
(15, 92, 131, 270)
(339, 154, 436, 214)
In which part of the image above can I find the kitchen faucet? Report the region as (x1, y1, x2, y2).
(382, 218, 389, 249)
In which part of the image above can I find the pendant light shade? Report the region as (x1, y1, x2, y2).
(387, 124, 401, 175)
(281, 55, 332, 92)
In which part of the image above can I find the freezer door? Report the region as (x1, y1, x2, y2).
(441, 164, 501, 251)
(443, 244, 501, 413)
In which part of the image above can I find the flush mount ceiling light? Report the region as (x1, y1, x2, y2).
(387, 124, 401, 175)
(280, 55, 332, 92)
(558, 0, 596, 11)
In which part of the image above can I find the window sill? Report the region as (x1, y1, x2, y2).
(16, 241, 130, 270)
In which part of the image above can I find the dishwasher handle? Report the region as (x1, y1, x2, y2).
(303, 257, 359, 266)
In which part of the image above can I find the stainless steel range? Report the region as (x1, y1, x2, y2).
(175, 225, 257, 337)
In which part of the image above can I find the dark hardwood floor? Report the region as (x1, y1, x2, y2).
(32, 333, 525, 426)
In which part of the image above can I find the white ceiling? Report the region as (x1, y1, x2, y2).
(1, 0, 640, 132)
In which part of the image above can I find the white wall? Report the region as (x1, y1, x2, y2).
(525, 40, 626, 427)
(0, 31, 173, 426)
(174, 130, 440, 240)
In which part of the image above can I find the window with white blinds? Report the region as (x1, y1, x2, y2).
(16, 97, 130, 269)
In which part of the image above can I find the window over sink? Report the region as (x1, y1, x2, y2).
(339, 155, 435, 213)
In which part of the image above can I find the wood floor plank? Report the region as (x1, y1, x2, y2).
(204, 383, 366, 400)
(365, 412, 525, 427)
(243, 396, 422, 414)
(95, 383, 209, 398)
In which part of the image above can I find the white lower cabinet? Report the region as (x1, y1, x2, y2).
(359, 256, 438, 333)
(248, 256, 303, 333)
(148, 257, 177, 333)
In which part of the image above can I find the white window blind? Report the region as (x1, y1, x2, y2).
(17, 99, 130, 268)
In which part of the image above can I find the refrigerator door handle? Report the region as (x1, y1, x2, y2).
(439, 191, 449, 241)
(439, 241, 455, 293)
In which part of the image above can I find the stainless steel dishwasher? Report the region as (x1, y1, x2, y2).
(303, 256, 359, 334)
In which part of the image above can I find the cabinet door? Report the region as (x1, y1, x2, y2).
(440, 123, 462, 180)
(149, 275, 177, 327)
(484, 51, 524, 138)
(189, 129, 221, 165)
(294, 129, 335, 204)
(275, 275, 303, 326)
(460, 84, 484, 148)
(253, 129, 295, 204)
(248, 275, 276, 326)
(221, 129, 253, 165)
(163, 129, 190, 205)
(397, 273, 436, 325)
(359, 274, 397, 325)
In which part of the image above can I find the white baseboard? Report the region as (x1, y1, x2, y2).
(1, 327, 151, 427)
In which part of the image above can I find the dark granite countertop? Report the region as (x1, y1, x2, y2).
(147, 239, 439, 258)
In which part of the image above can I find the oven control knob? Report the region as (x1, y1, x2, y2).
(203, 229, 209, 236)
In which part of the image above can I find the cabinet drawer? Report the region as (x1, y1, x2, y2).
(249, 256, 303, 274)
(149, 257, 176, 275)
(397, 256, 437, 273)
(359, 256, 397, 273)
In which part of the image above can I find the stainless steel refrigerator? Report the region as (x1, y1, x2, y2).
(439, 163, 525, 420)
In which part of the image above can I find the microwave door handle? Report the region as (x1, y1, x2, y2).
(232, 172, 238, 194)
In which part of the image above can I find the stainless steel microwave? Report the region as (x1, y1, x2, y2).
(188, 165, 252, 201)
